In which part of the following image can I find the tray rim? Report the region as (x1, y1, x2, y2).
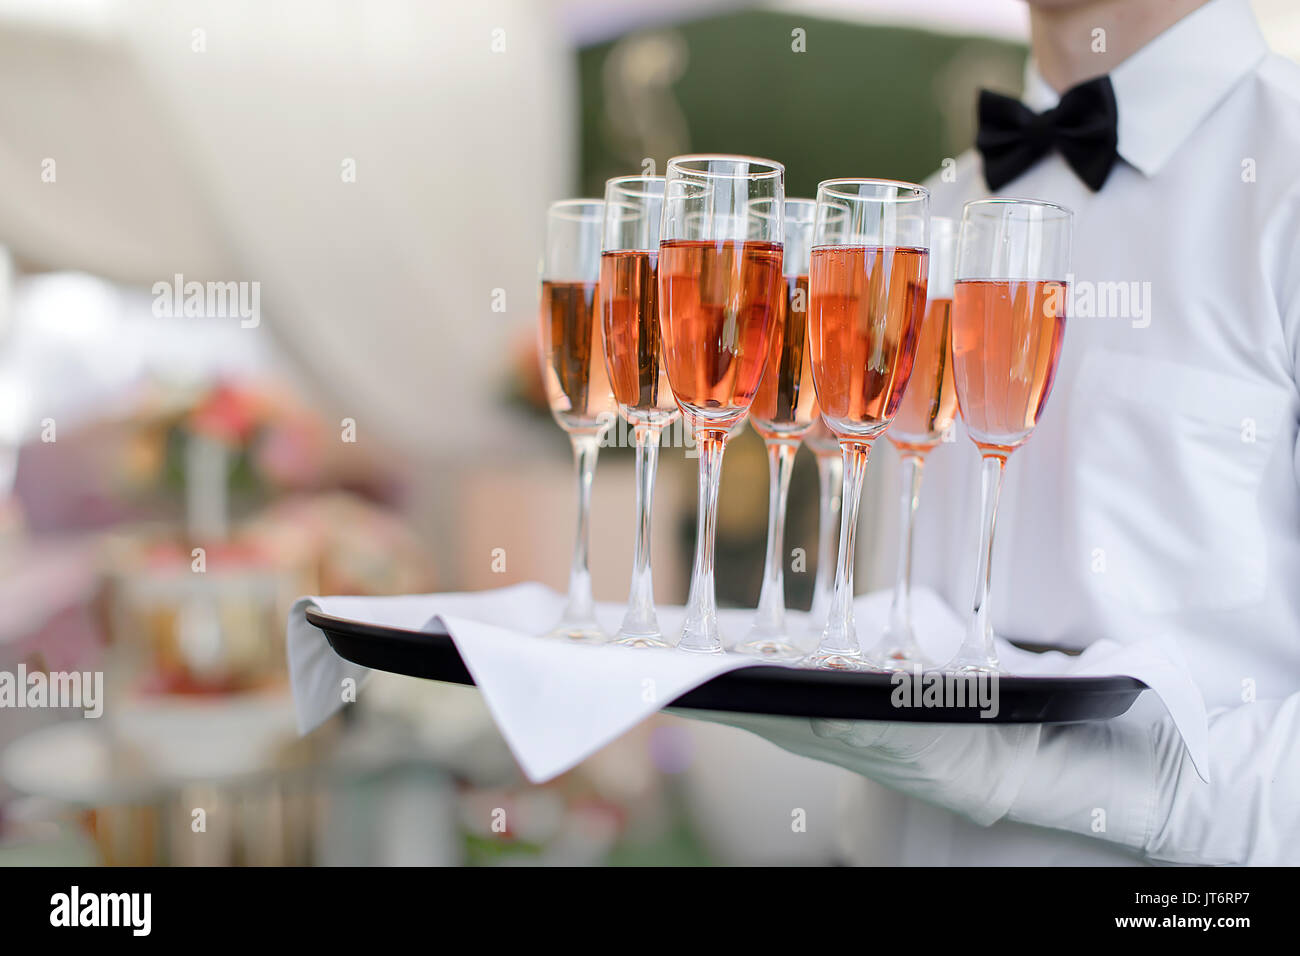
(304, 607, 1149, 699)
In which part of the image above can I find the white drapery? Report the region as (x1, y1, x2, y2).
(0, 0, 575, 454)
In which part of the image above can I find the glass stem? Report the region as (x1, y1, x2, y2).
(884, 453, 925, 651)
(561, 431, 601, 624)
(680, 428, 728, 653)
(953, 453, 1006, 668)
(820, 441, 870, 655)
(752, 439, 798, 634)
(619, 424, 662, 636)
(808, 450, 842, 627)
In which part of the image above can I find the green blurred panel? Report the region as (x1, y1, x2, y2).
(579, 10, 1027, 198)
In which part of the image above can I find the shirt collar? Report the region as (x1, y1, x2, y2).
(1022, 0, 1268, 177)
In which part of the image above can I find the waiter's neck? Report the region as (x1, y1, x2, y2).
(1028, 0, 1210, 92)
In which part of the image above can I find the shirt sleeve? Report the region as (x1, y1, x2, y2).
(1007, 693, 1300, 865)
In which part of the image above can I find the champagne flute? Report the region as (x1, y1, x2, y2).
(734, 198, 817, 660)
(658, 154, 785, 654)
(947, 198, 1071, 672)
(539, 199, 617, 642)
(805, 179, 929, 671)
(804, 413, 842, 638)
(868, 216, 958, 669)
(600, 175, 679, 648)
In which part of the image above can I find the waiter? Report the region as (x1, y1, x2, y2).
(715, 0, 1300, 865)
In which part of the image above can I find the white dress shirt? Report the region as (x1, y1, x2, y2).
(845, 0, 1300, 865)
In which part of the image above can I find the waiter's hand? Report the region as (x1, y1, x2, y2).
(676, 710, 1041, 827)
(681, 701, 1300, 866)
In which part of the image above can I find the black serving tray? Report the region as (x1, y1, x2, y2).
(305, 609, 1147, 723)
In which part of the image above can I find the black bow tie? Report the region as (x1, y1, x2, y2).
(976, 76, 1119, 192)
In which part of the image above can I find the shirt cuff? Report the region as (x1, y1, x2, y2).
(1005, 717, 1159, 850)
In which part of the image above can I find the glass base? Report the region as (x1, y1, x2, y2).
(946, 624, 999, 673)
(613, 607, 671, 648)
(542, 621, 607, 644)
(678, 615, 723, 654)
(803, 649, 871, 672)
(868, 644, 933, 672)
(944, 657, 1000, 675)
(677, 637, 723, 655)
(612, 631, 673, 650)
(731, 635, 803, 662)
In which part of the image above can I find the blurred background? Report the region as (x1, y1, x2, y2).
(0, 0, 1294, 866)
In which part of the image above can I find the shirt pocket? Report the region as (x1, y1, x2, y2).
(1069, 349, 1289, 614)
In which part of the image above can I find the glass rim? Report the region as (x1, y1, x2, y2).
(548, 198, 604, 222)
(963, 196, 1073, 219)
(665, 153, 785, 179)
(785, 197, 818, 218)
(604, 174, 666, 198)
(817, 177, 929, 202)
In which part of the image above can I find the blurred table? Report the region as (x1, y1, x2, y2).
(0, 688, 462, 865)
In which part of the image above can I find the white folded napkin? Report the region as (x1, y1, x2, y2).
(287, 583, 1209, 783)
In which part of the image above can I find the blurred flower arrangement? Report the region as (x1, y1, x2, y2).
(99, 377, 437, 694)
(116, 379, 395, 519)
